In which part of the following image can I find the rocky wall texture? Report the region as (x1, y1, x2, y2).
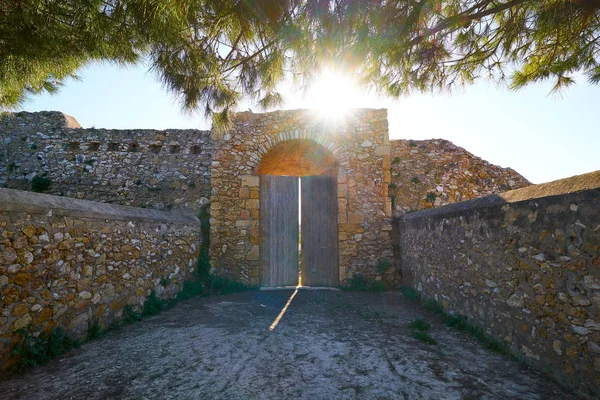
(210, 109, 394, 286)
(0, 188, 201, 373)
(390, 139, 530, 212)
(397, 171, 600, 396)
(0, 111, 213, 211)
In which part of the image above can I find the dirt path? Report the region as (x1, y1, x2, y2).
(0, 290, 576, 399)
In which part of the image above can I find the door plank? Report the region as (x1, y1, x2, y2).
(301, 175, 339, 286)
(260, 175, 299, 286)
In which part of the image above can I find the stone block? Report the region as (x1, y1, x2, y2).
(241, 175, 259, 187)
(245, 199, 259, 209)
(374, 145, 390, 156)
(239, 187, 250, 199)
(248, 245, 259, 261)
(348, 213, 365, 224)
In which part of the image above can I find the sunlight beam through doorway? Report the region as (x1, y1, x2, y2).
(268, 288, 300, 331)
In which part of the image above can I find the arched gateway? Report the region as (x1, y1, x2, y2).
(209, 109, 393, 287)
(258, 140, 339, 287)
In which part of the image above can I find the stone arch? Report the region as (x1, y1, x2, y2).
(247, 130, 347, 174)
(257, 139, 338, 177)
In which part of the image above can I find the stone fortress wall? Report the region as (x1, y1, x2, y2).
(0, 112, 213, 212)
(389, 139, 531, 212)
(397, 171, 600, 396)
(0, 188, 201, 373)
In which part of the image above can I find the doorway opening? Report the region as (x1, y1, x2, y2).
(258, 139, 339, 287)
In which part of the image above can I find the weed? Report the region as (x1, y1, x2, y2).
(399, 286, 420, 301)
(31, 175, 52, 192)
(408, 318, 431, 331)
(409, 140, 418, 147)
(84, 158, 95, 166)
(341, 274, 385, 292)
(392, 156, 401, 164)
(424, 298, 444, 314)
(440, 314, 507, 354)
(388, 183, 397, 191)
(160, 277, 170, 287)
(178, 280, 204, 300)
(123, 304, 141, 323)
(426, 192, 437, 203)
(11, 326, 78, 371)
(412, 330, 437, 344)
(142, 290, 165, 317)
(376, 258, 392, 274)
(410, 176, 420, 184)
(29, 144, 38, 150)
(7, 162, 18, 172)
(87, 322, 101, 340)
(207, 275, 247, 295)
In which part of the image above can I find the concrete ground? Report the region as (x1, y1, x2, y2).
(0, 290, 577, 400)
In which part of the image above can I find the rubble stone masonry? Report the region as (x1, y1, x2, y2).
(0, 112, 213, 212)
(397, 171, 600, 396)
(0, 188, 201, 373)
(389, 139, 530, 212)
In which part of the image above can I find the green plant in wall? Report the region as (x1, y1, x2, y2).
(31, 175, 52, 192)
(410, 176, 420, 184)
(376, 258, 392, 274)
(7, 162, 18, 172)
(426, 192, 437, 204)
(341, 274, 385, 292)
(392, 156, 401, 164)
(409, 140, 418, 148)
(10, 325, 78, 372)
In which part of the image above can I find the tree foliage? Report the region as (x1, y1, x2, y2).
(2, 0, 600, 128)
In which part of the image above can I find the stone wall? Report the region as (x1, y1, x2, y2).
(0, 111, 213, 211)
(390, 139, 530, 212)
(397, 171, 600, 396)
(0, 188, 201, 373)
(210, 109, 393, 285)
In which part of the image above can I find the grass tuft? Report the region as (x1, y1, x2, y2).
(424, 298, 444, 314)
(408, 318, 431, 331)
(10, 326, 78, 372)
(400, 286, 420, 300)
(341, 274, 385, 292)
(412, 330, 437, 344)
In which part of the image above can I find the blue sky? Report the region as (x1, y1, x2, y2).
(21, 62, 600, 184)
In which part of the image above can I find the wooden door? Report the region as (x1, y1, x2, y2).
(301, 175, 339, 286)
(260, 175, 299, 287)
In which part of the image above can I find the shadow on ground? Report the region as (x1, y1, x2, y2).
(0, 290, 577, 399)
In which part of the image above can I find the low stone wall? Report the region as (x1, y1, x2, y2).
(0, 111, 213, 211)
(0, 188, 201, 373)
(389, 139, 530, 212)
(397, 171, 600, 396)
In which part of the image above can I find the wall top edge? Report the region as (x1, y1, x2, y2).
(400, 170, 600, 221)
(0, 188, 200, 225)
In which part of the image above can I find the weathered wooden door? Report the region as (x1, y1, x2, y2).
(301, 175, 339, 286)
(260, 175, 299, 286)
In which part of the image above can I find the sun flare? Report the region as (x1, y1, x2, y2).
(305, 69, 361, 119)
